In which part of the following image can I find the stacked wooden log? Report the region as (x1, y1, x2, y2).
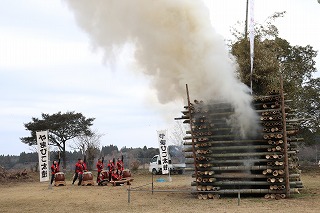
(254, 90, 303, 198)
(177, 90, 303, 199)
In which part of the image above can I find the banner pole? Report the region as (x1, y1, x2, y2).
(128, 185, 131, 203)
(48, 141, 52, 189)
(152, 172, 154, 195)
(249, 0, 255, 95)
(168, 169, 172, 182)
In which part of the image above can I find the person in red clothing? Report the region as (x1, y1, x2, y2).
(50, 154, 60, 185)
(116, 157, 124, 176)
(117, 168, 123, 180)
(72, 159, 85, 185)
(96, 157, 104, 183)
(107, 159, 115, 181)
(111, 169, 121, 181)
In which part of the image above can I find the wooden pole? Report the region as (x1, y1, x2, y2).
(245, 0, 249, 39)
(48, 142, 52, 189)
(185, 84, 199, 184)
(151, 172, 154, 195)
(280, 75, 290, 198)
(128, 184, 131, 203)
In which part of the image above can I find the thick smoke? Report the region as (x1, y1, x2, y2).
(64, 0, 258, 136)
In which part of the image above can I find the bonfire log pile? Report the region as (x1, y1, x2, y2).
(177, 90, 303, 199)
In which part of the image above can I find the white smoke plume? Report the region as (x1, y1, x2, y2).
(64, 0, 259, 136)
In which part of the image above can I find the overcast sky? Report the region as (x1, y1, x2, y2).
(0, 0, 319, 155)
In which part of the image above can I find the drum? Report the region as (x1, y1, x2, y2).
(123, 169, 131, 178)
(100, 170, 109, 180)
(83, 172, 93, 181)
(54, 172, 65, 181)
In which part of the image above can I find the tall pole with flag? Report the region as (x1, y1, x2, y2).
(245, 0, 249, 39)
(248, 0, 255, 94)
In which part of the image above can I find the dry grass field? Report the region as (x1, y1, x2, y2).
(0, 168, 320, 213)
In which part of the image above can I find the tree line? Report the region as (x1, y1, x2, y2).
(0, 145, 181, 170)
(230, 12, 319, 146)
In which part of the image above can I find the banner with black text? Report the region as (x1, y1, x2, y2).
(157, 130, 169, 174)
(36, 130, 50, 182)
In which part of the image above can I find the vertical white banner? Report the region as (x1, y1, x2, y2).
(157, 130, 169, 174)
(249, 0, 255, 93)
(36, 130, 50, 182)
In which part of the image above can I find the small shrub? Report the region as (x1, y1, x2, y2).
(130, 160, 140, 171)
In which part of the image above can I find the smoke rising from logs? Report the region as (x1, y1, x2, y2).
(64, 0, 258, 136)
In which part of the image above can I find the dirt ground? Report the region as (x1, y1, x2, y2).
(0, 169, 320, 213)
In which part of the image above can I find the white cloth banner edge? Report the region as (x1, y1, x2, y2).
(157, 130, 169, 174)
(36, 130, 50, 182)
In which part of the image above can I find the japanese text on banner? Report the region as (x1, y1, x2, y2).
(157, 130, 169, 174)
(36, 131, 50, 182)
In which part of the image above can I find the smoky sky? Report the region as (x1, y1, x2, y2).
(64, 0, 259, 136)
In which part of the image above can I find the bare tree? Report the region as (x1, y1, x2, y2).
(168, 120, 188, 163)
(169, 120, 188, 147)
(71, 130, 104, 170)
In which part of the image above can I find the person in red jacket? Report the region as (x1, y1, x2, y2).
(72, 159, 85, 185)
(116, 157, 124, 176)
(111, 169, 121, 181)
(50, 156, 60, 185)
(96, 157, 104, 183)
(107, 159, 115, 181)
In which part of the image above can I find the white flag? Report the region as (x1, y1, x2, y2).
(157, 130, 169, 174)
(36, 131, 50, 182)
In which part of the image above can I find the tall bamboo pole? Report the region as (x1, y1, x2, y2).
(185, 84, 198, 182)
(245, 0, 249, 39)
(280, 75, 290, 197)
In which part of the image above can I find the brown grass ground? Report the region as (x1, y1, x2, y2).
(0, 168, 319, 213)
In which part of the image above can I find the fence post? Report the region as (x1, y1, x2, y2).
(128, 184, 131, 203)
(152, 172, 154, 195)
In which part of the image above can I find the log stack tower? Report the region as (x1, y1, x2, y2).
(177, 85, 303, 199)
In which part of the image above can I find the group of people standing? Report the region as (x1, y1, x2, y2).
(96, 157, 125, 184)
(50, 155, 125, 185)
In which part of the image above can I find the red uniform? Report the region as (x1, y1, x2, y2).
(107, 162, 115, 172)
(111, 171, 121, 181)
(96, 161, 104, 173)
(75, 162, 84, 174)
(50, 159, 60, 184)
(107, 161, 115, 181)
(96, 158, 104, 183)
(72, 160, 86, 185)
(51, 161, 60, 175)
(116, 160, 124, 171)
